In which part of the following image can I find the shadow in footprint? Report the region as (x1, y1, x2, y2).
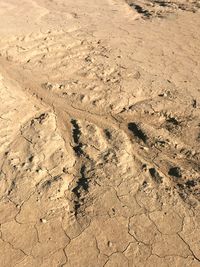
(128, 122, 147, 143)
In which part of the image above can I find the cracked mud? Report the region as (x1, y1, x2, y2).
(0, 0, 200, 266)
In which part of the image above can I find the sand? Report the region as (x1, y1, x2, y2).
(0, 0, 200, 266)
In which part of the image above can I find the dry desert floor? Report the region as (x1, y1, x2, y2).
(0, 0, 200, 266)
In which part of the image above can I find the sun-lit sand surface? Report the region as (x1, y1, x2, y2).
(0, 0, 200, 266)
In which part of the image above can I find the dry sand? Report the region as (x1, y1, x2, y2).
(0, 0, 200, 266)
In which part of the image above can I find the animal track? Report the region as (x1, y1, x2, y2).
(128, 122, 148, 143)
(168, 166, 182, 178)
(149, 167, 163, 184)
(120, 96, 200, 205)
(127, 0, 200, 19)
(71, 165, 90, 216)
(0, 1, 200, 265)
(71, 119, 84, 157)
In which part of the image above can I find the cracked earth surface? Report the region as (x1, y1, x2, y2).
(0, 0, 200, 266)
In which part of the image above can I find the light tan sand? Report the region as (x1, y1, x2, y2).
(0, 0, 200, 266)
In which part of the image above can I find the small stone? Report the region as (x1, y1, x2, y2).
(40, 218, 47, 224)
(107, 241, 112, 247)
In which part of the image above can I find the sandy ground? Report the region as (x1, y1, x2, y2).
(0, 0, 200, 266)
